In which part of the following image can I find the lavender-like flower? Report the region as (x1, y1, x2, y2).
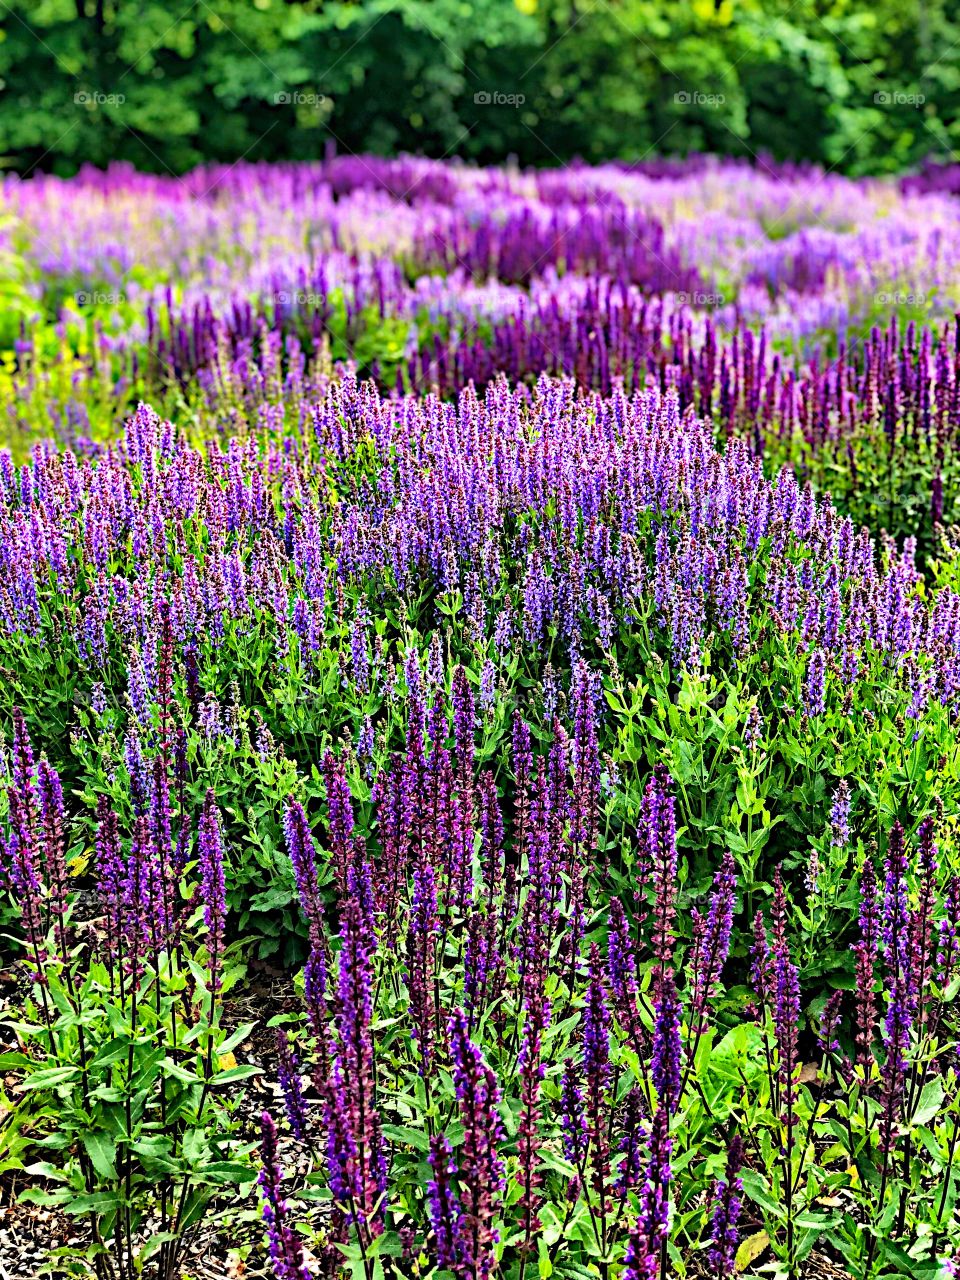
(853, 854, 879, 1069)
(645, 765, 678, 984)
(405, 860, 439, 1073)
(447, 1007, 505, 1280)
(706, 1135, 744, 1277)
(651, 970, 682, 1113)
(624, 1107, 673, 1280)
(688, 850, 736, 1033)
(284, 797, 324, 951)
(773, 941, 801, 1115)
(275, 1029, 309, 1141)
(258, 1111, 310, 1280)
(805, 647, 827, 717)
(560, 1057, 588, 1169)
(427, 1134, 465, 1271)
(830, 780, 851, 847)
(198, 789, 227, 998)
(327, 898, 386, 1240)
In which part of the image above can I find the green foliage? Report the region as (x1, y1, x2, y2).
(0, 0, 958, 176)
(1, 881, 256, 1275)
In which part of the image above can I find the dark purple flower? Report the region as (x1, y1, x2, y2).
(560, 1057, 588, 1169)
(447, 1007, 505, 1279)
(258, 1111, 310, 1280)
(427, 1134, 465, 1271)
(284, 798, 324, 951)
(198, 790, 227, 997)
(275, 1029, 309, 1141)
(405, 860, 439, 1071)
(706, 1135, 744, 1277)
(689, 850, 736, 1033)
(651, 970, 682, 1113)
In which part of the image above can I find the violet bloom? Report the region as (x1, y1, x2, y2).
(830, 780, 851, 847)
(607, 896, 642, 1050)
(817, 990, 844, 1056)
(516, 994, 549, 1245)
(878, 977, 913, 1154)
(614, 1088, 647, 1198)
(560, 1057, 588, 1169)
(328, 898, 386, 1239)
(447, 1007, 505, 1279)
(405, 860, 439, 1072)
(427, 1134, 465, 1271)
(881, 821, 909, 983)
(283, 797, 325, 951)
(95, 796, 124, 972)
(937, 875, 960, 985)
(706, 1135, 744, 1278)
(852, 855, 879, 1069)
(804, 647, 826, 718)
(645, 765, 678, 984)
(198, 789, 227, 997)
(275, 1028, 309, 1141)
(37, 760, 69, 960)
(258, 1111, 310, 1280)
(773, 942, 801, 1114)
(322, 749, 355, 896)
(651, 970, 682, 1113)
(625, 1107, 673, 1280)
(688, 850, 736, 1033)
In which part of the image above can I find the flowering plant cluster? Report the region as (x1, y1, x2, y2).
(0, 706, 258, 1278)
(256, 697, 960, 1280)
(5, 155, 960, 550)
(1, 155, 960, 1279)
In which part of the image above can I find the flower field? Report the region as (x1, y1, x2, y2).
(1, 155, 960, 1280)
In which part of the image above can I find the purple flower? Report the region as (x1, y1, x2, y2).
(645, 765, 678, 982)
(427, 1134, 465, 1271)
(805, 647, 826, 718)
(198, 790, 227, 997)
(258, 1111, 310, 1280)
(853, 854, 879, 1068)
(405, 860, 439, 1071)
(327, 898, 386, 1238)
(689, 850, 736, 1033)
(447, 1007, 505, 1279)
(706, 1135, 744, 1277)
(614, 1088, 647, 1198)
(275, 1029, 309, 1141)
(284, 798, 324, 950)
(773, 942, 801, 1113)
(625, 1107, 673, 1279)
(560, 1058, 588, 1169)
(651, 970, 682, 1113)
(830, 780, 851, 847)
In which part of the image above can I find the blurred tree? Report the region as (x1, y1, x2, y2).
(0, 0, 956, 175)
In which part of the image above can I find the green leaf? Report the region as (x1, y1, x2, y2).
(911, 1078, 945, 1128)
(80, 1130, 118, 1181)
(381, 1123, 430, 1153)
(209, 1064, 262, 1086)
(19, 1066, 81, 1091)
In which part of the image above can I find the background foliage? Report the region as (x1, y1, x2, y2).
(0, 0, 958, 177)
